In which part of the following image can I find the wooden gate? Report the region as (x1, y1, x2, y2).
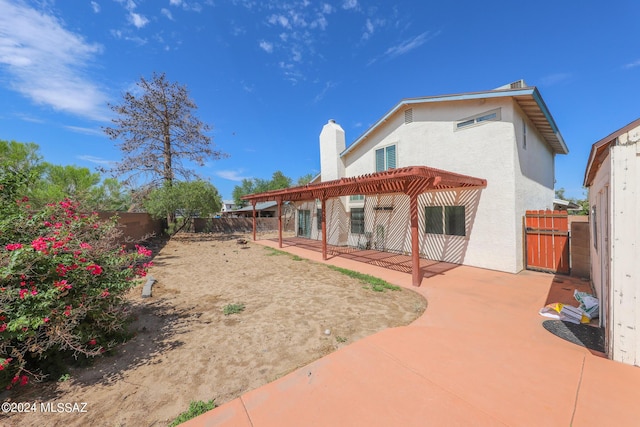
(525, 210, 570, 274)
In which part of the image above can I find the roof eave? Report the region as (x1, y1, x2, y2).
(583, 117, 640, 187)
(340, 86, 568, 157)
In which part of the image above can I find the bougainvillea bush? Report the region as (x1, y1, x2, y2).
(0, 197, 151, 390)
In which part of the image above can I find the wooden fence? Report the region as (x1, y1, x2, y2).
(524, 210, 570, 274)
(96, 212, 165, 245)
(192, 217, 294, 233)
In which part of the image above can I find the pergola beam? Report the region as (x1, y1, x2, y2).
(242, 166, 486, 287)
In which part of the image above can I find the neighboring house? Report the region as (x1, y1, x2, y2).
(243, 81, 567, 278)
(584, 117, 640, 366)
(553, 198, 581, 212)
(232, 201, 279, 218)
(220, 200, 237, 215)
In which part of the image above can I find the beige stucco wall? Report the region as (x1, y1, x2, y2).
(335, 98, 555, 273)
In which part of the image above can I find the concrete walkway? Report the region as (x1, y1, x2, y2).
(184, 240, 640, 427)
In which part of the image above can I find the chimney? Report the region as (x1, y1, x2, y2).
(319, 119, 346, 182)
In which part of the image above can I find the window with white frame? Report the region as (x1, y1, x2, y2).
(455, 108, 501, 131)
(375, 145, 396, 172)
(349, 194, 364, 202)
(424, 205, 466, 236)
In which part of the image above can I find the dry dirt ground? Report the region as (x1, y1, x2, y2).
(3, 232, 426, 427)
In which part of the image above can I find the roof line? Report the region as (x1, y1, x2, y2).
(583, 116, 640, 186)
(340, 86, 567, 157)
(341, 87, 536, 157)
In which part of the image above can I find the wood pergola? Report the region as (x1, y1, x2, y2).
(242, 166, 487, 286)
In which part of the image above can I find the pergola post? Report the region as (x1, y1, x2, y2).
(409, 192, 421, 287)
(321, 198, 327, 260)
(277, 198, 283, 248)
(251, 201, 257, 241)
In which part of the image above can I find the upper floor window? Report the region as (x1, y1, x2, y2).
(455, 108, 501, 131)
(375, 145, 396, 172)
(349, 194, 365, 202)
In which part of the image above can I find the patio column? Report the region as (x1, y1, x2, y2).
(321, 198, 327, 260)
(409, 192, 421, 287)
(251, 201, 257, 241)
(277, 198, 283, 248)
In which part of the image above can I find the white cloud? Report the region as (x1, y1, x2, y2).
(539, 73, 572, 86)
(91, 1, 101, 13)
(64, 126, 105, 136)
(215, 170, 251, 181)
(342, 0, 358, 10)
(129, 12, 149, 28)
(0, 1, 109, 121)
(161, 8, 174, 20)
(313, 80, 337, 103)
(170, 0, 183, 5)
(623, 59, 640, 70)
(321, 3, 333, 14)
(384, 32, 431, 57)
(362, 18, 374, 40)
(110, 29, 147, 45)
(259, 40, 273, 53)
(77, 154, 115, 165)
(369, 31, 440, 65)
(268, 14, 290, 29)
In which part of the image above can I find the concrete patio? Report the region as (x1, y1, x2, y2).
(184, 239, 640, 427)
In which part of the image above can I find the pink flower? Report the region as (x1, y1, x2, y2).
(54, 280, 72, 291)
(5, 243, 22, 251)
(43, 317, 50, 323)
(0, 324, 6, 333)
(88, 339, 97, 346)
(20, 375, 28, 386)
(31, 237, 48, 252)
(80, 242, 92, 250)
(11, 376, 19, 384)
(86, 264, 103, 275)
(100, 289, 110, 298)
(19, 289, 28, 299)
(136, 245, 152, 257)
(64, 305, 72, 317)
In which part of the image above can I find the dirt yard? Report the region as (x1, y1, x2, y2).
(3, 233, 426, 426)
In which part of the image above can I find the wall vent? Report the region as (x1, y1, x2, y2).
(493, 80, 528, 90)
(404, 108, 413, 124)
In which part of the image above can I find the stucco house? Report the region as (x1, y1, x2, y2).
(584, 117, 640, 366)
(243, 81, 567, 284)
(220, 200, 237, 215)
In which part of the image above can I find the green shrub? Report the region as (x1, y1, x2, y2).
(0, 198, 152, 389)
(223, 303, 245, 316)
(169, 399, 217, 426)
(327, 266, 400, 292)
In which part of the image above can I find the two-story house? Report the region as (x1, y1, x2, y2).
(243, 81, 567, 284)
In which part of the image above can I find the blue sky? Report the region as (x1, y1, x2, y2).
(1, 0, 639, 201)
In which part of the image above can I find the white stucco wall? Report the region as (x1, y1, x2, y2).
(588, 124, 640, 366)
(609, 132, 640, 366)
(588, 151, 610, 322)
(512, 104, 556, 270)
(335, 98, 556, 273)
(319, 120, 346, 182)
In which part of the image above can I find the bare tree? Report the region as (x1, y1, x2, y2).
(103, 72, 226, 187)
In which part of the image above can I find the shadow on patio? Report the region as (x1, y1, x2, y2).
(270, 237, 460, 280)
